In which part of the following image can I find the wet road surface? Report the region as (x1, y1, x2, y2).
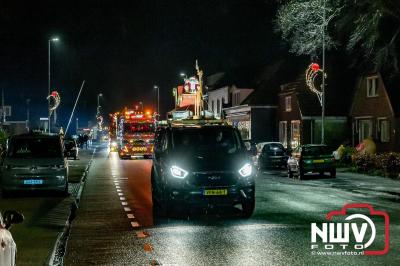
(64, 146, 400, 265)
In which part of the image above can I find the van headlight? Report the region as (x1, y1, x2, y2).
(170, 165, 188, 179)
(238, 163, 252, 177)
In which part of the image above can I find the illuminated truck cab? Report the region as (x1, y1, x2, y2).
(111, 109, 156, 159)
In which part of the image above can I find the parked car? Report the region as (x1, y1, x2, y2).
(63, 137, 79, 160)
(0, 210, 24, 266)
(152, 120, 256, 218)
(0, 133, 69, 196)
(287, 144, 336, 179)
(258, 142, 288, 169)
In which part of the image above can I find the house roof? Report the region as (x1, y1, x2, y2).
(205, 65, 259, 90)
(381, 72, 400, 116)
(280, 55, 357, 117)
(241, 56, 308, 105)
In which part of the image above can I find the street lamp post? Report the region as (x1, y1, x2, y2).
(48, 37, 59, 133)
(154, 85, 159, 116)
(97, 93, 103, 117)
(26, 99, 30, 129)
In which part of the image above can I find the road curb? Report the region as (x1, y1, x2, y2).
(46, 148, 96, 266)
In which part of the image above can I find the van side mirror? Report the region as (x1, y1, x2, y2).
(3, 210, 24, 229)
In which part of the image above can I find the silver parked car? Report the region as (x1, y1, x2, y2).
(0, 133, 69, 196)
(0, 210, 24, 266)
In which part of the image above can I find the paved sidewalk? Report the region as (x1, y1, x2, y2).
(64, 149, 148, 266)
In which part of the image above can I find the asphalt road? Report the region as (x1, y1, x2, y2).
(64, 146, 400, 265)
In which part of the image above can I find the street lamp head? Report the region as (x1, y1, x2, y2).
(180, 72, 186, 77)
(99, 93, 103, 97)
(154, 85, 159, 89)
(50, 37, 59, 42)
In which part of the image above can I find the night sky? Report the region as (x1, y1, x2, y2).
(0, 0, 282, 129)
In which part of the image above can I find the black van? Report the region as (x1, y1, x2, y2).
(151, 120, 255, 218)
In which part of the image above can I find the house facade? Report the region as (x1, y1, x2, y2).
(224, 105, 277, 142)
(349, 73, 400, 152)
(278, 81, 348, 150)
(207, 85, 253, 118)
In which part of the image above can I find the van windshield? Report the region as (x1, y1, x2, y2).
(172, 127, 242, 155)
(8, 138, 62, 158)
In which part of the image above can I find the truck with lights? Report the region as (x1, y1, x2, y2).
(109, 109, 156, 159)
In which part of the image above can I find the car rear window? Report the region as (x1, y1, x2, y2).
(8, 137, 62, 158)
(302, 146, 330, 156)
(262, 143, 284, 153)
(172, 127, 242, 154)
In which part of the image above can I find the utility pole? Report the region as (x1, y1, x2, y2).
(26, 98, 31, 128)
(48, 37, 59, 133)
(76, 118, 79, 134)
(321, 0, 326, 144)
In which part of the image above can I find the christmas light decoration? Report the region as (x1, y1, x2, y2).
(305, 63, 326, 106)
(47, 90, 61, 111)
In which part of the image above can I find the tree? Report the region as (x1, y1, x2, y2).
(275, 0, 341, 58)
(337, 0, 400, 72)
(276, 0, 400, 72)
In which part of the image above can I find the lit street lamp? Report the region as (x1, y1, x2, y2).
(48, 36, 59, 133)
(154, 85, 159, 116)
(180, 72, 187, 79)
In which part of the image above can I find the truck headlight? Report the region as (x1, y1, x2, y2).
(238, 163, 252, 177)
(170, 165, 188, 179)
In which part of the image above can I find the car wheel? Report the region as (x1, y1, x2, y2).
(288, 166, 293, 178)
(151, 172, 164, 219)
(60, 183, 69, 197)
(242, 198, 255, 218)
(298, 166, 304, 180)
(330, 169, 336, 178)
(161, 187, 173, 217)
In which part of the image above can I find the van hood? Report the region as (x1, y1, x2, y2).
(168, 150, 250, 173)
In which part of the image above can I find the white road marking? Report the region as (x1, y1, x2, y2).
(118, 193, 123, 196)
(116, 186, 120, 189)
(124, 207, 131, 212)
(120, 197, 126, 201)
(127, 213, 135, 219)
(117, 189, 122, 192)
(131, 221, 140, 228)
(121, 202, 128, 206)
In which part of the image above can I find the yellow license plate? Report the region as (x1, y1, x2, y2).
(313, 159, 325, 163)
(203, 189, 228, 196)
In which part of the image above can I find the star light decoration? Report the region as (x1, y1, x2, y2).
(305, 63, 326, 106)
(47, 91, 61, 112)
